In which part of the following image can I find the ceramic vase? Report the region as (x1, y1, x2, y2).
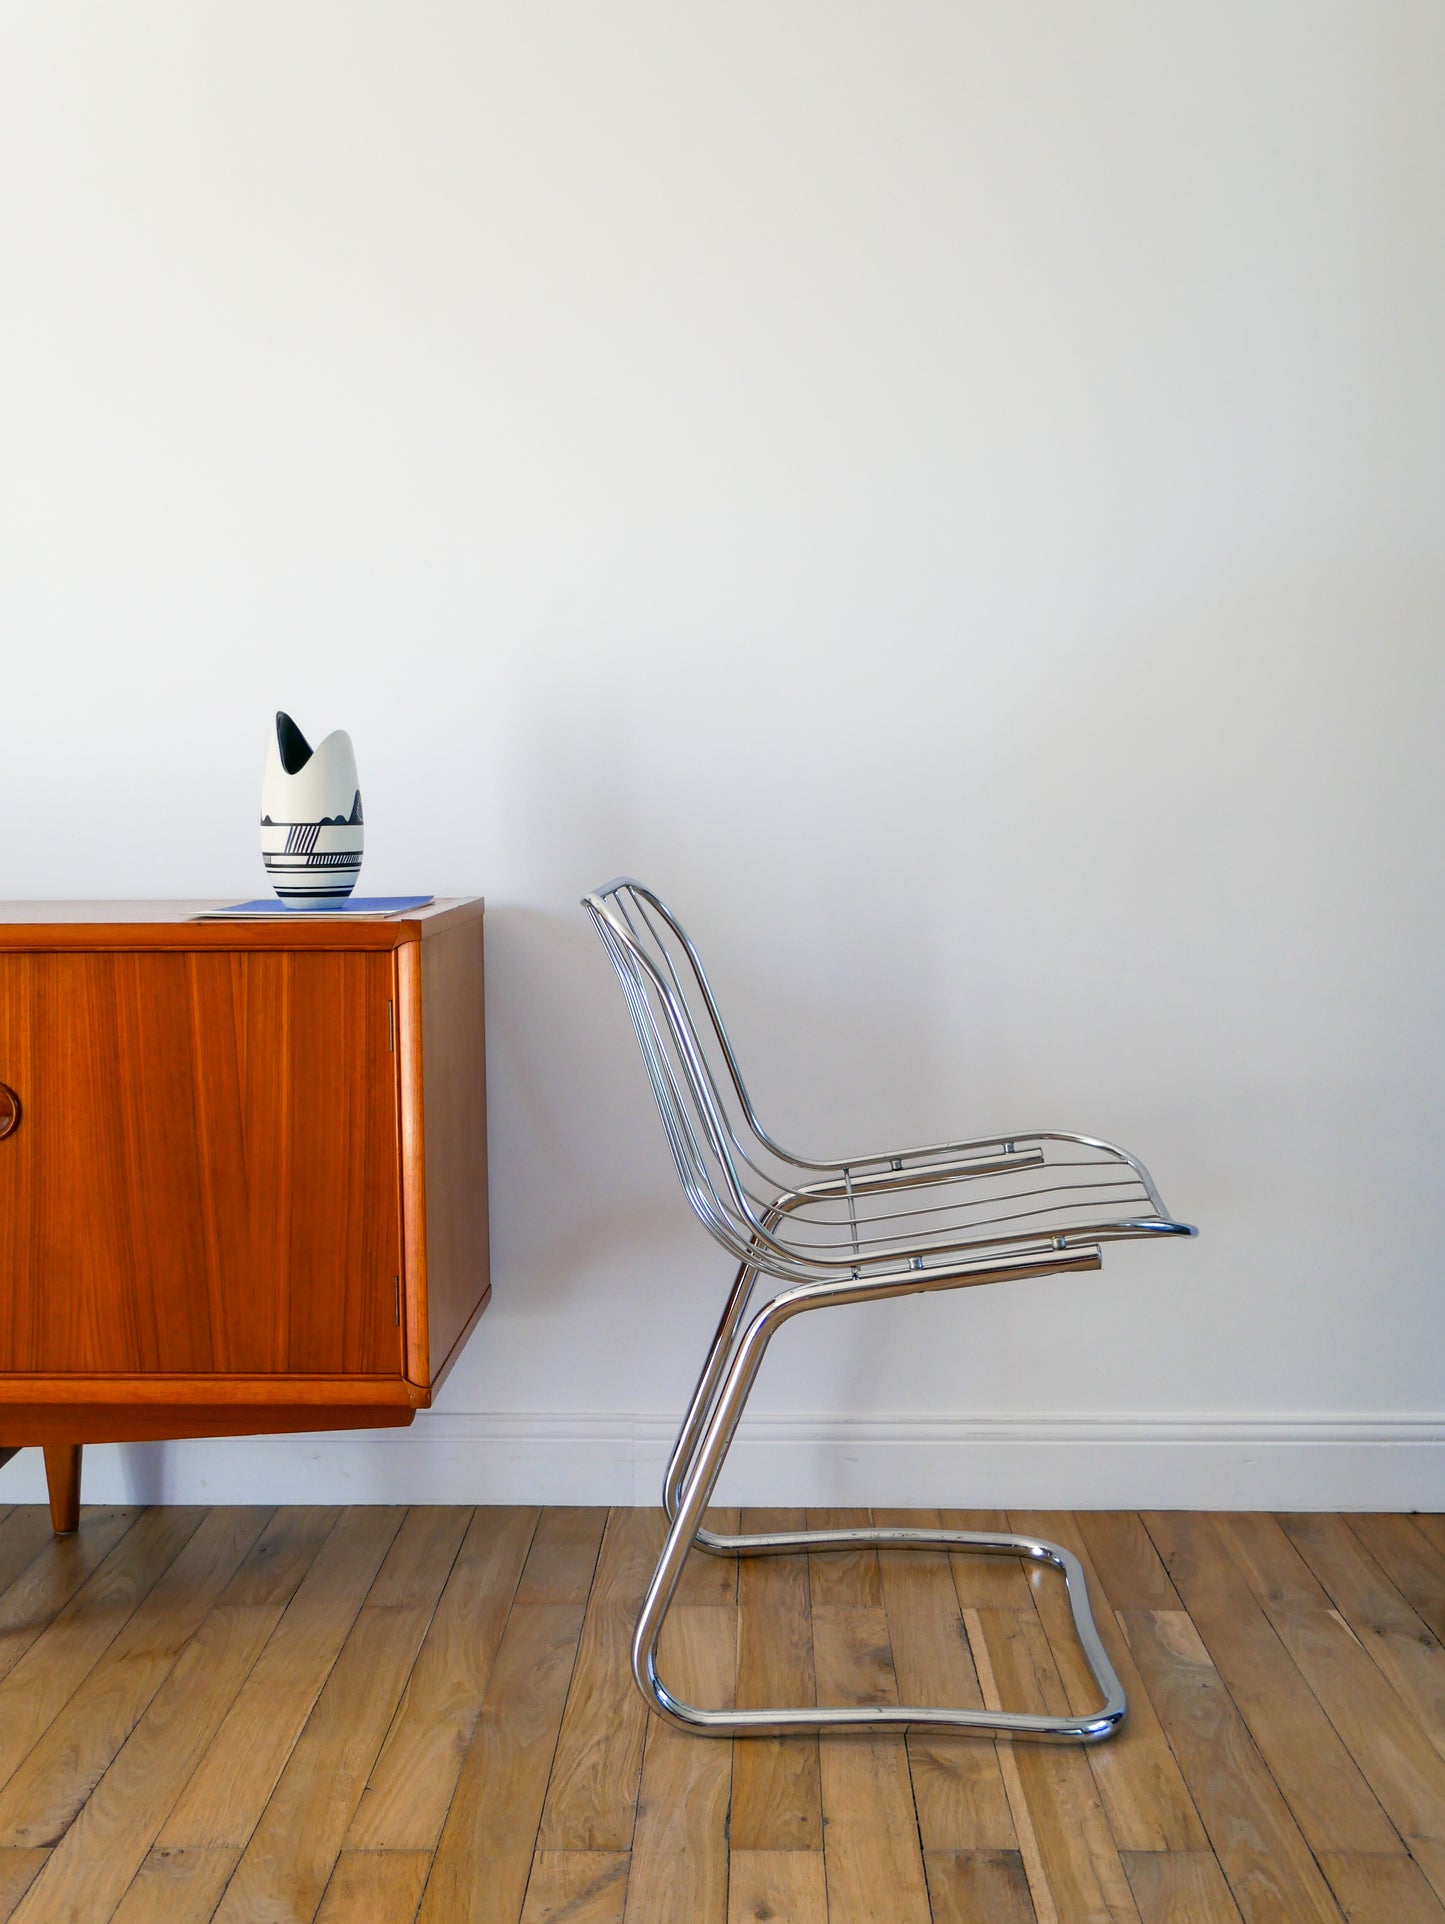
(260, 711, 364, 901)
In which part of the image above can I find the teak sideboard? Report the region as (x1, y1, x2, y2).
(0, 899, 490, 1531)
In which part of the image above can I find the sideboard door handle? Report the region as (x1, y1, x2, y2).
(0, 1085, 19, 1139)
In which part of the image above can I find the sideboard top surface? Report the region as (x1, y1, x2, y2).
(0, 897, 483, 950)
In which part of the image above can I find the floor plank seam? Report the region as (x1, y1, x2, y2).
(0, 1505, 199, 1808)
(512, 1510, 614, 1924)
(1137, 1512, 1395, 1923)
(347, 1505, 478, 1841)
(99, 1506, 316, 1924)
(1198, 1513, 1429, 1857)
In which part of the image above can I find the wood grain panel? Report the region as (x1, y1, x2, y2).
(0, 1511, 73, 1614)
(0, 1508, 140, 1684)
(728, 1850, 827, 1924)
(1119, 1850, 1243, 1924)
(418, 914, 490, 1388)
(875, 1507, 1016, 1856)
(625, 1608, 735, 1924)
(730, 1509, 822, 1854)
(396, 939, 431, 1390)
(419, 1604, 587, 1924)
(522, 1851, 630, 1924)
(1011, 1512, 1207, 1856)
(316, 1850, 432, 1924)
(0, 1504, 1438, 1924)
(0, 950, 402, 1377)
(1316, 1850, 1445, 1924)
(8, 1601, 282, 1924)
(348, 1506, 538, 1852)
(1118, 1608, 1345, 1924)
(0, 1505, 204, 1798)
(814, 1573, 929, 1924)
(1142, 1510, 1400, 1856)
(967, 1606, 1139, 1924)
(0, 1381, 420, 1450)
(1214, 1513, 1445, 1899)
(1345, 1514, 1445, 1641)
(212, 1586, 450, 1921)
(161, 1507, 401, 1848)
(924, 1850, 1038, 1924)
(108, 1848, 241, 1924)
(1279, 1512, 1445, 1754)
(0, 1852, 46, 1924)
(537, 1507, 663, 1852)
(0, 1508, 271, 1848)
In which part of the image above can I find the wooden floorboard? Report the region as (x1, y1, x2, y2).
(730, 1508, 822, 1854)
(213, 1510, 457, 1923)
(109, 1848, 241, 1924)
(348, 1505, 539, 1854)
(0, 1508, 145, 1687)
(0, 1851, 47, 1924)
(626, 1606, 736, 1924)
(419, 1509, 604, 1924)
(0, 1503, 1434, 1922)
(536, 1506, 660, 1853)
(1278, 1512, 1445, 1759)
(813, 1544, 930, 1924)
(1012, 1510, 1209, 1856)
(0, 1508, 273, 1854)
(1211, 1512, 1445, 1907)
(876, 1506, 1017, 1860)
(1141, 1510, 1402, 1860)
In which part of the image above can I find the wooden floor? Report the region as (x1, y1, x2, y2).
(0, 1506, 1440, 1923)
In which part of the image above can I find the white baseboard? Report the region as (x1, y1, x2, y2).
(2, 1412, 1441, 1511)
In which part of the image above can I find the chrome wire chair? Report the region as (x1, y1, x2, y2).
(583, 878, 1196, 1744)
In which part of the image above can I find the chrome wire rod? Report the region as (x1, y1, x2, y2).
(749, 1179, 1158, 1240)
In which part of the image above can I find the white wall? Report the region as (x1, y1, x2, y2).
(2, 2, 1442, 1509)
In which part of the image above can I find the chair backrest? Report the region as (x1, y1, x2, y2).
(583, 878, 797, 1268)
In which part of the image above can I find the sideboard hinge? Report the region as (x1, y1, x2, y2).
(388, 999, 395, 1051)
(394, 1276, 401, 1325)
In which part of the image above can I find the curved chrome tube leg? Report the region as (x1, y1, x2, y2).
(637, 1293, 1126, 1744)
(661, 1258, 759, 1533)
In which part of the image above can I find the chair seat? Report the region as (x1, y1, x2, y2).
(759, 1132, 1193, 1280)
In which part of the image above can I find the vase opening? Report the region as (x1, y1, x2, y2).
(276, 711, 314, 775)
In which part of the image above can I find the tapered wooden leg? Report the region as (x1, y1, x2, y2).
(43, 1444, 82, 1534)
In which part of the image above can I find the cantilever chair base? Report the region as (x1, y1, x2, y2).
(633, 1249, 1129, 1743)
(584, 877, 1196, 1747)
(639, 1518, 1125, 1743)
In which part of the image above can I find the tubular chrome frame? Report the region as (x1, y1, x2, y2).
(584, 877, 1196, 1743)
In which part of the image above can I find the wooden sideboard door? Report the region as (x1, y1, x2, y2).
(0, 949, 403, 1377)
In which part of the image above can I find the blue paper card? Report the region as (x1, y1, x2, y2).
(199, 895, 436, 919)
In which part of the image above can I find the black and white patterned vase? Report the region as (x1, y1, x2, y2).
(260, 711, 364, 902)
